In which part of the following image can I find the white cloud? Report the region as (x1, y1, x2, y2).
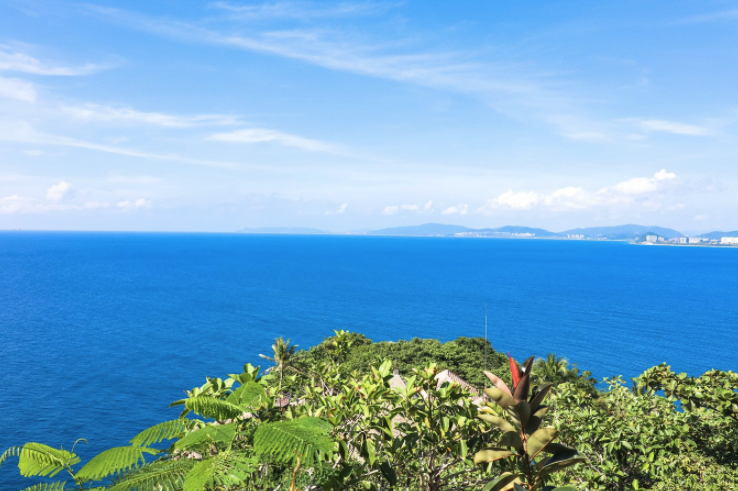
(441, 203, 468, 215)
(0, 46, 107, 76)
(400, 204, 418, 211)
(208, 128, 336, 152)
(325, 202, 348, 215)
(117, 198, 152, 210)
(694, 214, 710, 221)
(23, 149, 45, 156)
(639, 119, 709, 136)
(46, 181, 72, 202)
(424, 200, 433, 210)
(487, 190, 542, 211)
(381, 205, 399, 215)
(604, 169, 677, 196)
(63, 104, 239, 127)
(0, 76, 36, 102)
(480, 170, 680, 213)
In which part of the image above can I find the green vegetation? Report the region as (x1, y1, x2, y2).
(2, 332, 736, 490)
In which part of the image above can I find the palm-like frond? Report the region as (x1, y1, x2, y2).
(175, 423, 237, 451)
(184, 396, 244, 421)
(19, 482, 67, 491)
(130, 419, 195, 447)
(17, 443, 80, 477)
(253, 417, 335, 466)
(109, 460, 194, 491)
(75, 446, 159, 482)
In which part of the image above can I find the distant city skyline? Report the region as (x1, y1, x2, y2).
(1, 1, 738, 232)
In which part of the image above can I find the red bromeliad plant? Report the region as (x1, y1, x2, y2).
(474, 354, 585, 491)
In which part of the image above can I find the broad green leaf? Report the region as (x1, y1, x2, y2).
(529, 384, 553, 413)
(474, 448, 515, 464)
(510, 400, 531, 429)
(379, 461, 397, 486)
(538, 450, 586, 479)
(479, 414, 516, 433)
(482, 472, 523, 491)
(484, 387, 515, 409)
(498, 431, 524, 451)
(484, 371, 513, 397)
(526, 427, 557, 459)
(225, 381, 266, 409)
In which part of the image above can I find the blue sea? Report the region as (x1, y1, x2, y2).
(1, 232, 737, 487)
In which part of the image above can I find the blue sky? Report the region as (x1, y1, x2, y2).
(1, 0, 737, 232)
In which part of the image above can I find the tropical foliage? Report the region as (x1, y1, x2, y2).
(2, 333, 737, 490)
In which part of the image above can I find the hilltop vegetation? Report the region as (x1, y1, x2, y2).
(2, 332, 737, 491)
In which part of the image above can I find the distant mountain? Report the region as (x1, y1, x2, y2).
(368, 223, 472, 236)
(238, 227, 325, 235)
(561, 224, 683, 240)
(478, 225, 560, 237)
(698, 230, 738, 240)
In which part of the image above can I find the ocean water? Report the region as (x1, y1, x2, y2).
(1, 232, 737, 486)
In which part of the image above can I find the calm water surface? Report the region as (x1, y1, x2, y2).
(1, 232, 736, 486)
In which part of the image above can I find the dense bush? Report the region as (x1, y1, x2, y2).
(1, 332, 736, 490)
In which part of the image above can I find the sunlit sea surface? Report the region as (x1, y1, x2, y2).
(1, 232, 737, 486)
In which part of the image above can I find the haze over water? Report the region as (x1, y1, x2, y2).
(1, 232, 737, 487)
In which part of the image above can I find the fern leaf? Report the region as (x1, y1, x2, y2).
(225, 381, 267, 410)
(130, 419, 194, 446)
(18, 443, 80, 477)
(75, 446, 158, 481)
(109, 460, 193, 491)
(184, 396, 244, 421)
(182, 455, 222, 491)
(19, 482, 67, 491)
(175, 423, 237, 451)
(219, 453, 258, 486)
(253, 417, 335, 466)
(0, 445, 22, 469)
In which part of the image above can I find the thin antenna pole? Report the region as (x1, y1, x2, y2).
(484, 302, 488, 382)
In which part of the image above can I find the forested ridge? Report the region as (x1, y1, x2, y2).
(2, 332, 737, 490)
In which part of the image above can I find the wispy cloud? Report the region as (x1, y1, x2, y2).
(0, 121, 243, 169)
(208, 128, 337, 152)
(639, 119, 709, 136)
(0, 76, 36, 101)
(63, 104, 240, 127)
(210, 1, 399, 20)
(82, 5, 600, 139)
(479, 170, 680, 213)
(680, 9, 738, 24)
(0, 45, 109, 76)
